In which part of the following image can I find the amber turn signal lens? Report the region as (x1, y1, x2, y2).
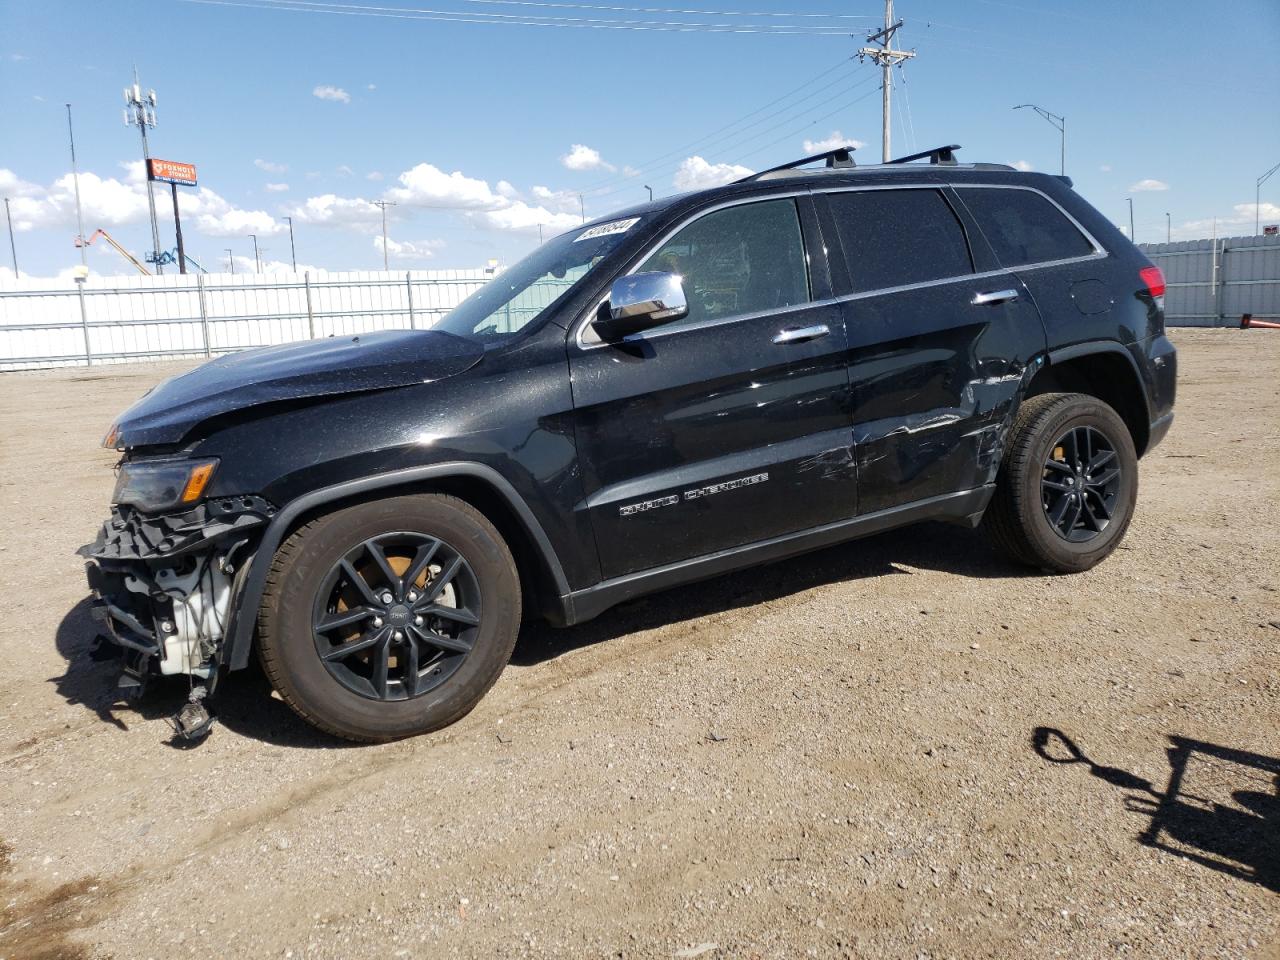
(102, 423, 120, 449)
(181, 460, 217, 502)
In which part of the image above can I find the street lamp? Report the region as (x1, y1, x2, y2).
(1166, 212, 1171, 243)
(225, 248, 234, 274)
(248, 233, 260, 273)
(1128, 198, 1135, 243)
(1013, 103, 1066, 176)
(283, 215, 297, 270)
(645, 185, 653, 202)
(1257, 160, 1280, 235)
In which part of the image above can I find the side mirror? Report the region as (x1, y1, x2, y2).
(593, 271, 689, 340)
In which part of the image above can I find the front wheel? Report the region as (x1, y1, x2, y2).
(257, 494, 521, 742)
(982, 392, 1138, 573)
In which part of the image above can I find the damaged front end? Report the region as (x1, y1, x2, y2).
(79, 493, 276, 737)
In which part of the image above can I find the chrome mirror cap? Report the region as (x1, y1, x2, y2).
(594, 271, 689, 340)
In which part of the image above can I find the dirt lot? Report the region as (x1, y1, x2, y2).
(0, 328, 1276, 960)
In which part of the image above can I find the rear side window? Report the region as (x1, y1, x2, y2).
(958, 187, 1095, 267)
(825, 189, 973, 293)
(637, 198, 811, 327)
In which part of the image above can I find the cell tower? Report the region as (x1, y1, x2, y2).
(123, 68, 164, 274)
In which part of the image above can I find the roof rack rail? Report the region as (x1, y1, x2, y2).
(888, 144, 961, 165)
(737, 145, 857, 183)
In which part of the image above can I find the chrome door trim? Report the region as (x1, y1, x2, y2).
(971, 288, 1020, 306)
(772, 324, 830, 344)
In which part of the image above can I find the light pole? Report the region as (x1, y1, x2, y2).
(644, 185, 653, 202)
(579, 194, 585, 223)
(1257, 161, 1280, 235)
(372, 200, 395, 270)
(1013, 104, 1066, 176)
(4, 197, 17, 277)
(1128, 198, 1135, 243)
(248, 233, 260, 272)
(225, 248, 234, 274)
(66, 104, 87, 267)
(283, 215, 296, 270)
(1166, 212, 1171, 243)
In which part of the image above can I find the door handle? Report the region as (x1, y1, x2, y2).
(772, 324, 830, 344)
(971, 288, 1019, 306)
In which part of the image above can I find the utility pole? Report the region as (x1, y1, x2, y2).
(283, 215, 297, 270)
(373, 200, 395, 270)
(858, 0, 914, 163)
(538, 223, 544, 244)
(1166, 212, 1171, 243)
(579, 194, 585, 223)
(1257, 160, 1280, 235)
(4, 198, 17, 277)
(1013, 104, 1066, 176)
(248, 233, 260, 272)
(66, 104, 88, 267)
(123, 68, 163, 274)
(1128, 198, 1135, 242)
(225, 247, 234, 274)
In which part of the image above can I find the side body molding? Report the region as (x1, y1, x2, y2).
(223, 462, 572, 670)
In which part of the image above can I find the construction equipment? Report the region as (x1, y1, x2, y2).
(76, 229, 151, 276)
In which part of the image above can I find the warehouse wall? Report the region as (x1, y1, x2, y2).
(1139, 233, 1280, 327)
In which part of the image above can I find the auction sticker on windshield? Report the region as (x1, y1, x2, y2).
(575, 217, 640, 242)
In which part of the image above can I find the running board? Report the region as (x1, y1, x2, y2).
(561, 485, 994, 625)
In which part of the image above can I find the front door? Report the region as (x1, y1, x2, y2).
(568, 195, 856, 581)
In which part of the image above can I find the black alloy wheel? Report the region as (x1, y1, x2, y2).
(1040, 426, 1122, 542)
(312, 532, 481, 701)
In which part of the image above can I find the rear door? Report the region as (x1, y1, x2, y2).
(568, 194, 855, 581)
(815, 184, 1047, 514)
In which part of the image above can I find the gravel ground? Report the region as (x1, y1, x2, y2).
(0, 328, 1276, 960)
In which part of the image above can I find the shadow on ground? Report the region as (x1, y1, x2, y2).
(52, 520, 1024, 747)
(1033, 727, 1279, 893)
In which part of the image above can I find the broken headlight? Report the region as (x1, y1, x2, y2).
(112, 458, 218, 513)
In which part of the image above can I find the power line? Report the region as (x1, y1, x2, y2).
(179, 0, 859, 33)
(404, 0, 878, 19)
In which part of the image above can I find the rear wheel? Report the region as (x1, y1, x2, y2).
(258, 494, 521, 742)
(983, 392, 1138, 573)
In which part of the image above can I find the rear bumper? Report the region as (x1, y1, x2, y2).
(1141, 334, 1177, 454)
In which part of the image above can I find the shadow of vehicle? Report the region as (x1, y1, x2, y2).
(1032, 727, 1279, 893)
(54, 520, 1023, 746)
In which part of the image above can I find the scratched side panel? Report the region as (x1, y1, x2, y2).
(844, 277, 1045, 515)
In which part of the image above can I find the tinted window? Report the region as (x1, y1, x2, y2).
(826, 189, 973, 293)
(959, 187, 1095, 267)
(636, 198, 810, 327)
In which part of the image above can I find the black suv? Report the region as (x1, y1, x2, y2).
(83, 145, 1177, 742)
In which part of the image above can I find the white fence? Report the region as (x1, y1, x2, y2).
(1138, 233, 1280, 327)
(0, 268, 491, 371)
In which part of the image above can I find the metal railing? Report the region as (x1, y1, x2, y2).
(0, 269, 491, 371)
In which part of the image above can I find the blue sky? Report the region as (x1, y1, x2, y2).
(2, 0, 1278, 278)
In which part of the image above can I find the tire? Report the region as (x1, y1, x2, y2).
(982, 392, 1138, 573)
(257, 494, 521, 742)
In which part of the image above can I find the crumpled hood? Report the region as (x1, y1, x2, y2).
(112, 330, 483, 447)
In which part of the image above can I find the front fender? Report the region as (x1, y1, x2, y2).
(221, 462, 571, 671)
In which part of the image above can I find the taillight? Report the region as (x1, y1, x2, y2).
(1139, 265, 1166, 298)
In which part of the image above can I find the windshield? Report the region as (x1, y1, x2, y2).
(433, 216, 643, 342)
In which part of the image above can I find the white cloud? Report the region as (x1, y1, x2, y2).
(374, 236, 445, 261)
(179, 187, 283, 237)
(312, 84, 351, 104)
(561, 144, 615, 172)
(225, 254, 321, 275)
(470, 201, 579, 236)
(673, 156, 752, 191)
(1175, 202, 1280, 239)
(802, 131, 865, 154)
(1010, 160, 1034, 172)
(1130, 178, 1169, 192)
(366, 83, 377, 91)
(336, 164, 354, 177)
(495, 180, 519, 200)
(366, 171, 384, 182)
(530, 185, 581, 214)
(1099, 164, 1112, 173)
(387, 163, 507, 210)
(255, 158, 288, 174)
(264, 182, 290, 192)
(287, 193, 383, 227)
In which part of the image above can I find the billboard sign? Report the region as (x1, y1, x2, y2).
(147, 159, 197, 187)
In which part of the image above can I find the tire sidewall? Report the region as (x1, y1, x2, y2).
(265, 496, 520, 741)
(1016, 398, 1138, 572)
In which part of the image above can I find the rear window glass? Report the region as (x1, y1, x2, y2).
(958, 187, 1095, 267)
(825, 189, 973, 293)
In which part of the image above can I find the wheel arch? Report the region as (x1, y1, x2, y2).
(1027, 342, 1153, 456)
(223, 463, 572, 671)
